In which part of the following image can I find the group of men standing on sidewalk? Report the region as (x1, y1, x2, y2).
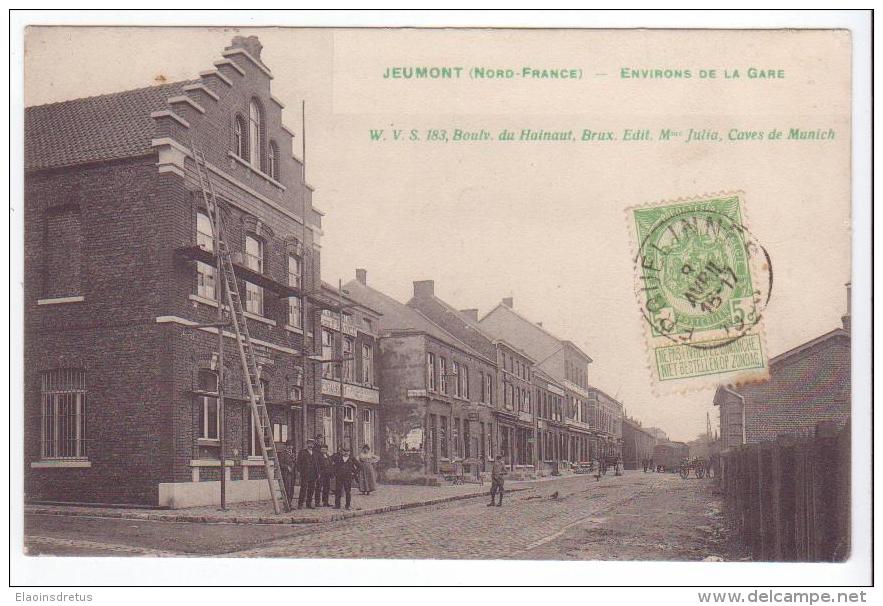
(279, 436, 362, 510)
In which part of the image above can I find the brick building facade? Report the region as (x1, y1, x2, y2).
(344, 272, 499, 479)
(715, 286, 850, 451)
(25, 36, 331, 507)
(408, 282, 538, 470)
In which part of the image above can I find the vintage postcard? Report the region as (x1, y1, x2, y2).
(12, 17, 868, 590)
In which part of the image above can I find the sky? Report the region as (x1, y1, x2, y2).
(23, 27, 852, 442)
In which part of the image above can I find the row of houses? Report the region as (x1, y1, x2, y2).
(24, 36, 633, 509)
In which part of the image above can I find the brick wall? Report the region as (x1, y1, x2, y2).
(24, 38, 324, 505)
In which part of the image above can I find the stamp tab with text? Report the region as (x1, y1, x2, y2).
(630, 192, 772, 391)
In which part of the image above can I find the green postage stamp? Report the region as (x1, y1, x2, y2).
(630, 192, 772, 392)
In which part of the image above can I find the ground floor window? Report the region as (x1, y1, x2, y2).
(342, 405, 355, 451)
(40, 369, 87, 459)
(362, 408, 374, 451)
(198, 370, 219, 440)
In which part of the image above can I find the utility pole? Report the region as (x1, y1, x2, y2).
(216, 198, 227, 510)
(338, 278, 345, 450)
(300, 99, 309, 455)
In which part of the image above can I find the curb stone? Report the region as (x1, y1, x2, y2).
(26, 486, 530, 526)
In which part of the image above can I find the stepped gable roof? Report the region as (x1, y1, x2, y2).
(25, 80, 196, 171)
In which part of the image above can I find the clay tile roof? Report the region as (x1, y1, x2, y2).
(25, 80, 197, 171)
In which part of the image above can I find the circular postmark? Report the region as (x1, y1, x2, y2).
(633, 197, 773, 350)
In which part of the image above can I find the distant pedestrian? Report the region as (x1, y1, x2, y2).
(296, 440, 320, 509)
(332, 445, 361, 509)
(648, 458, 654, 472)
(357, 444, 378, 495)
(642, 457, 648, 473)
(487, 454, 506, 507)
(314, 444, 333, 507)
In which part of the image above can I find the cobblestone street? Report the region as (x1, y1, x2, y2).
(24, 472, 745, 560)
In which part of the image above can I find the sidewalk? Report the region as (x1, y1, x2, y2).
(26, 478, 544, 525)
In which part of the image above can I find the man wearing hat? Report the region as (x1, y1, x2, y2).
(314, 442, 333, 507)
(295, 439, 320, 509)
(331, 444, 361, 510)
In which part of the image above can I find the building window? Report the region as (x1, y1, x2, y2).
(40, 369, 87, 459)
(268, 141, 278, 179)
(197, 262, 216, 300)
(486, 374, 493, 405)
(362, 344, 373, 385)
(451, 362, 461, 397)
(288, 255, 302, 291)
(245, 281, 263, 315)
(43, 206, 83, 298)
(272, 422, 288, 444)
(198, 370, 219, 440)
(342, 405, 355, 451)
(343, 336, 355, 382)
(244, 234, 263, 273)
(452, 418, 461, 458)
(440, 416, 448, 458)
(322, 329, 334, 379)
(427, 353, 436, 391)
(248, 99, 263, 169)
(288, 295, 302, 328)
(234, 115, 248, 160)
(196, 211, 214, 251)
(461, 366, 469, 400)
(247, 379, 270, 456)
(439, 358, 448, 394)
(363, 408, 374, 451)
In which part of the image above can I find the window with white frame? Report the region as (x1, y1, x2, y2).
(486, 374, 493, 405)
(268, 141, 279, 180)
(343, 336, 355, 382)
(197, 262, 217, 301)
(426, 352, 436, 391)
(248, 379, 270, 456)
(288, 295, 302, 328)
(245, 281, 263, 315)
(451, 361, 461, 397)
(198, 370, 219, 440)
(245, 234, 263, 273)
(342, 405, 355, 450)
(362, 408, 374, 451)
(197, 211, 214, 251)
(439, 358, 448, 394)
(362, 344, 373, 385)
(461, 365, 469, 399)
(40, 369, 87, 459)
(288, 254, 301, 289)
(272, 422, 288, 444)
(321, 329, 334, 379)
(248, 99, 263, 170)
(234, 115, 248, 159)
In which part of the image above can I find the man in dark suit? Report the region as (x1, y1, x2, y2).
(314, 443, 333, 507)
(296, 440, 319, 509)
(331, 445, 361, 510)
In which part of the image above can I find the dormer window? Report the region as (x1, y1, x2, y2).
(248, 99, 263, 170)
(234, 115, 248, 160)
(268, 141, 279, 180)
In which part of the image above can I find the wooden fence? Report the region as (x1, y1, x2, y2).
(719, 421, 850, 561)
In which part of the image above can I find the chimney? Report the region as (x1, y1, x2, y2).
(502, 297, 513, 308)
(413, 280, 435, 298)
(841, 281, 851, 332)
(226, 35, 263, 61)
(355, 268, 367, 285)
(460, 309, 479, 322)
